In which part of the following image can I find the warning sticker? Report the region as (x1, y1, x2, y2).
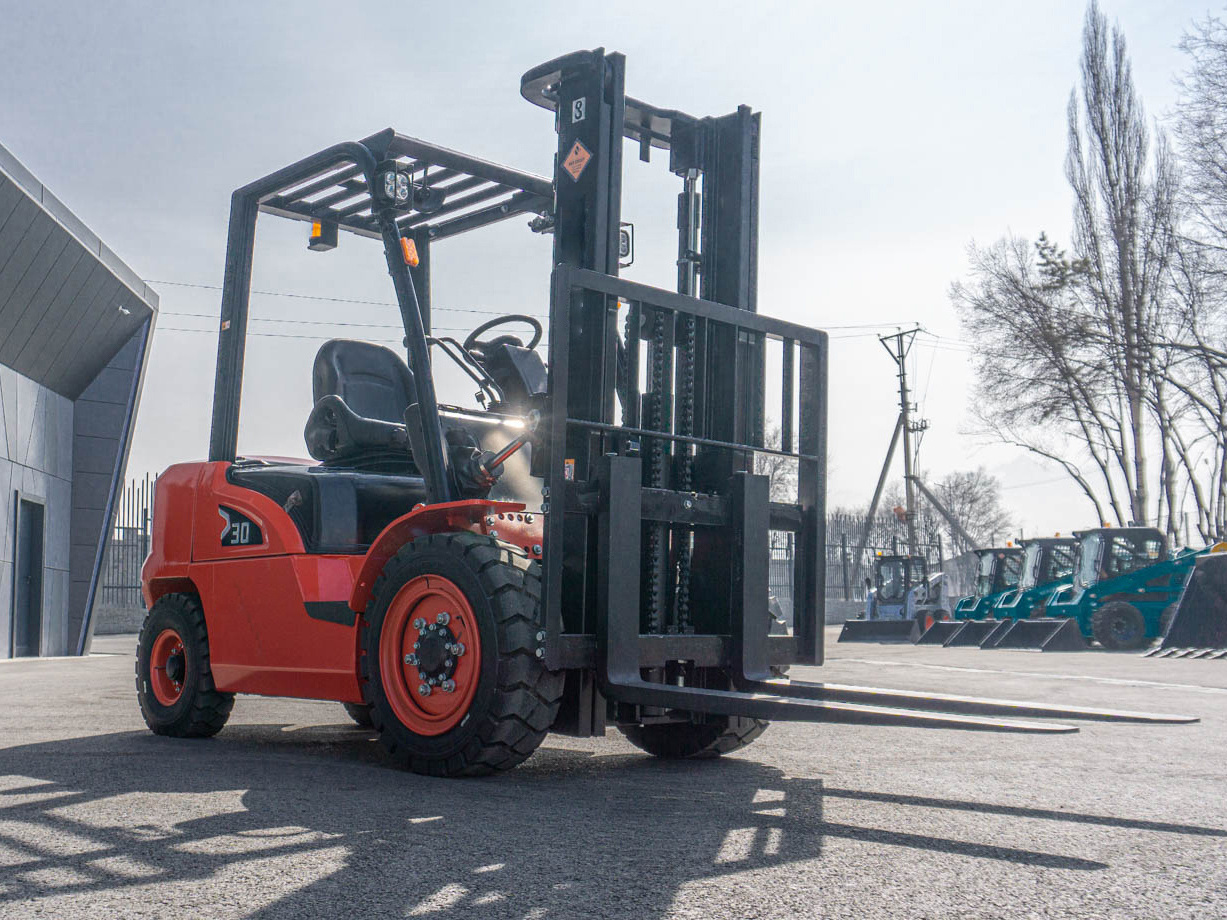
(562, 140, 592, 181)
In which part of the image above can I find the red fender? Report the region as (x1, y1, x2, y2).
(349, 500, 543, 614)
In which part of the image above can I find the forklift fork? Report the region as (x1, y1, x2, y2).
(595, 454, 1196, 732)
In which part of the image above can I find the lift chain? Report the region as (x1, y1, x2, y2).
(645, 309, 667, 632)
(673, 315, 697, 633)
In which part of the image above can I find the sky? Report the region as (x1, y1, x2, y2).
(0, 0, 1214, 538)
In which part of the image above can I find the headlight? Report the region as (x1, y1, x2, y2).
(376, 164, 412, 207)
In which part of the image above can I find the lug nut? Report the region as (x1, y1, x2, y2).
(445, 658, 454, 668)
(418, 683, 431, 697)
(414, 641, 420, 650)
(412, 617, 426, 630)
(405, 653, 418, 665)
(532, 544, 542, 555)
(441, 679, 456, 693)
(436, 612, 450, 626)
(453, 642, 466, 657)
(525, 513, 534, 523)
(428, 678, 437, 686)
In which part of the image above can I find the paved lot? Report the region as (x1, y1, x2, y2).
(0, 628, 1224, 919)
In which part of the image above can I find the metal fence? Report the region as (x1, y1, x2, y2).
(96, 479, 970, 617)
(98, 475, 154, 609)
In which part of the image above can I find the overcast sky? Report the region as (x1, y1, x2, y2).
(0, 1, 1213, 538)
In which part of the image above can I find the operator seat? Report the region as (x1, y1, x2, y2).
(304, 339, 418, 472)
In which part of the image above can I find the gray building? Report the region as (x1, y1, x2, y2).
(0, 141, 156, 658)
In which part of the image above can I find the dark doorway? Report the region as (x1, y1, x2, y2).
(12, 495, 45, 658)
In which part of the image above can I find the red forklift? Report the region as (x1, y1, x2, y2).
(136, 49, 1194, 776)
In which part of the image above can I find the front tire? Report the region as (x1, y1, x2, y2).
(1092, 601, 1148, 651)
(342, 703, 374, 728)
(619, 717, 769, 759)
(136, 593, 234, 737)
(359, 532, 563, 777)
(617, 667, 775, 759)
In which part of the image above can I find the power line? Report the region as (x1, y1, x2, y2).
(144, 279, 546, 319)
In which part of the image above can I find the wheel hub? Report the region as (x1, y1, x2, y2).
(380, 575, 482, 736)
(414, 622, 459, 686)
(149, 628, 187, 706)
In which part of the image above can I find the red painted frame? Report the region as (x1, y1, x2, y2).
(140, 461, 542, 704)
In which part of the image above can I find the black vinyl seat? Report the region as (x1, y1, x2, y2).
(303, 339, 419, 472)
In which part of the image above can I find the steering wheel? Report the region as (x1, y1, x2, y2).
(463, 314, 543, 356)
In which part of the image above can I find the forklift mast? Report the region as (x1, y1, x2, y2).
(521, 50, 827, 733)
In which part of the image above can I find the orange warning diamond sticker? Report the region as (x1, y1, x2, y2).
(562, 140, 592, 181)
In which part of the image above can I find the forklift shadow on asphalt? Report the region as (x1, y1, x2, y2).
(1, 727, 1223, 917)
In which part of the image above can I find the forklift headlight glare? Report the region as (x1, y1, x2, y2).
(383, 170, 397, 201)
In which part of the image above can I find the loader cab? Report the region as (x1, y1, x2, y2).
(1074, 527, 1167, 589)
(1019, 537, 1078, 590)
(875, 554, 925, 603)
(991, 536, 1078, 620)
(953, 545, 1023, 620)
(865, 554, 928, 621)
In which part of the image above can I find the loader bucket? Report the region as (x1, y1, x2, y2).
(991, 617, 1087, 652)
(837, 619, 919, 643)
(915, 620, 966, 645)
(1158, 553, 1227, 651)
(979, 618, 1018, 649)
(945, 619, 1001, 647)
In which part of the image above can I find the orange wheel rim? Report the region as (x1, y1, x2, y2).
(150, 628, 186, 706)
(380, 575, 482, 737)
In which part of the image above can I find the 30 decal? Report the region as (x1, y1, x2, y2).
(218, 506, 264, 547)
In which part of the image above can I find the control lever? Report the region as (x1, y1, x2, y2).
(450, 410, 541, 497)
(471, 410, 540, 489)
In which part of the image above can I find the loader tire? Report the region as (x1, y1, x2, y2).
(359, 532, 563, 777)
(136, 593, 234, 738)
(619, 717, 769, 759)
(1092, 601, 1148, 650)
(342, 703, 374, 728)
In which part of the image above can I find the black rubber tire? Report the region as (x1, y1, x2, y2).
(1092, 601, 1149, 651)
(617, 667, 779, 759)
(136, 593, 234, 738)
(359, 532, 563, 777)
(342, 702, 374, 728)
(619, 716, 769, 759)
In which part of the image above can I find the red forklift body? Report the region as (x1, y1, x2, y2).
(142, 461, 539, 702)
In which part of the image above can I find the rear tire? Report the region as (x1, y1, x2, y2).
(342, 703, 374, 728)
(136, 593, 234, 738)
(359, 532, 563, 777)
(1092, 601, 1148, 651)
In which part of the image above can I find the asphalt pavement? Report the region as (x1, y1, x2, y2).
(0, 629, 1223, 920)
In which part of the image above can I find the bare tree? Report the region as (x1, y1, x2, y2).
(952, 2, 1181, 534)
(927, 468, 1015, 556)
(755, 424, 797, 502)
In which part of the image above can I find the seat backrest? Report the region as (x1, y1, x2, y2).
(312, 339, 417, 424)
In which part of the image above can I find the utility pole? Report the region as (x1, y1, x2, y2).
(854, 326, 927, 567)
(882, 327, 923, 559)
